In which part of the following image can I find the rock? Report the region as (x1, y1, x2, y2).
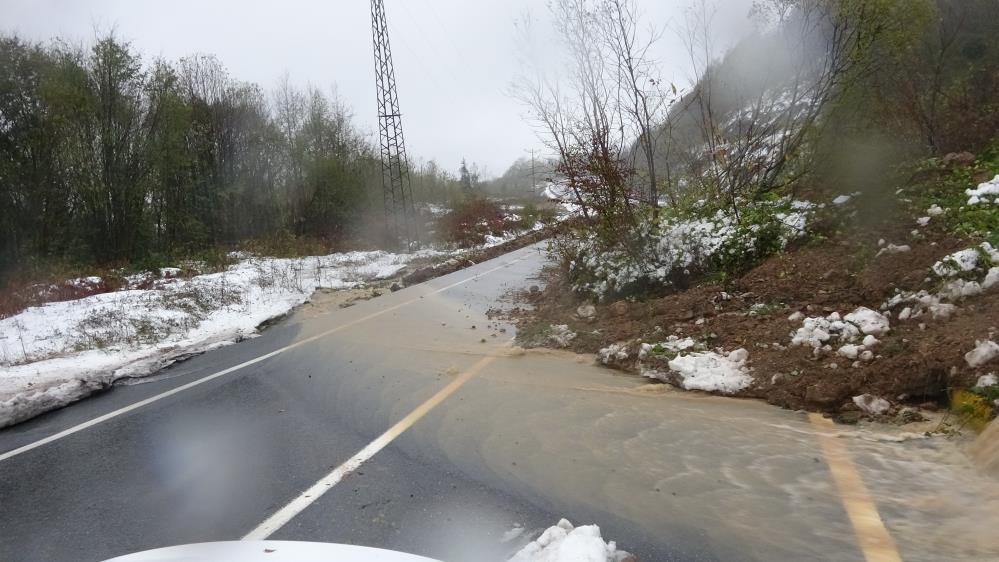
(576, 304, 597, 319)
(834, 411, 863, 425)
(610, 301, 628, 317)
(529, 285, 541, 294)
(896, 408, 926, 424)
(852, 394, 891, 415)
(389, 282, 403, 292)
(806, 382, 852, 406)
(918, 401, 939, 412)
(942, 151, 976, 166)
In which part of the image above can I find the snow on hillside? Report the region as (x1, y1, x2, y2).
(569, 198, 815, 299)
(0, 250, 434, 428)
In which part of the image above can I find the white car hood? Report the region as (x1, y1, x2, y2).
(104, 541, 441, 561)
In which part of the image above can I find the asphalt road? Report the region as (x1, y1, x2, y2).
(2, 244, 998, 562)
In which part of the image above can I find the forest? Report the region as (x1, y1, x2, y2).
(0, 34, 494, 284)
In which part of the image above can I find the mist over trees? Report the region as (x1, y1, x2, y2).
(0, 33, 499, 282)
(521, 0, 999, 235)
(510, 0, 999, 299)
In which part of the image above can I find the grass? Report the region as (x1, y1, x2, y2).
(950, 388, 996, 432)
(907, 145, 999, 245)
(515, 320, 557, 348)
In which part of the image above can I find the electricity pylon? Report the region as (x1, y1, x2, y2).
(370, 0, 416, 248)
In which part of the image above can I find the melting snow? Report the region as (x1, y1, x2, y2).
(976, 374, 997, 388)
(508, 519, 631, 562)
(0, 250, 434, 427)
(932, 247, 985, 277)
(791, 308, 888, 358)
(843, 307, 891, 336)
(965, 340, 999, 369)
(598, 343, 629, 365)
(966, 174, 999, 205)
(547, 325, 577, 348)
(666, 348, 751, 394)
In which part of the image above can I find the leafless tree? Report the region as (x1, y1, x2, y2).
(598, 0, 677, 210)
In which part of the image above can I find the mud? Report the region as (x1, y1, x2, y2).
(505, 225, 998, 417)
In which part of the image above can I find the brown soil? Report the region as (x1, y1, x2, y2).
(501, 200, 998, 422)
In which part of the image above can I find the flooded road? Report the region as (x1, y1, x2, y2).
(1, 243, 997, 561)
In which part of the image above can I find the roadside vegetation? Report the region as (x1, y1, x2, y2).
(510, 0, 999, 424)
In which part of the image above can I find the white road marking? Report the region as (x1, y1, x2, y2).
(0, 255, 529, 463)
(242, 350, 503, 540)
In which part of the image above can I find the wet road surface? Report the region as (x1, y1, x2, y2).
(2, 244, 998, 561)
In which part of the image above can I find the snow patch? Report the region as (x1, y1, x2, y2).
(965, 340, 999, 369)
(598, 343, 629, 365)
(568, 198, 813, 299)
(832, 195, 852, 205)
(637, 336, 699, 360)
(666, 348, 752, 394)
(876, 244, 911, 257)
(843, 307, 891, 336)
(837, 344, 861, 360)
(985, 268, 999, 290)
(0, 250, 432, 427)
(548, 325, 577, 348)
(932, 243, 997, 278)
(966, 174, 999, 205)
(976, 374, 997, 388)
(508, 519, 631, 562)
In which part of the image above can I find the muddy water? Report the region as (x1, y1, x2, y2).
(970, 418, 999, 477)
(282, 252, 999, 560)
(364, 336, 999, 560)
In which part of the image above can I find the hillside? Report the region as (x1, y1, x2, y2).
(509, 151, 999, 423)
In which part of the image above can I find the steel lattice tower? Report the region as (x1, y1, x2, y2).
(371, 0, 416, 247)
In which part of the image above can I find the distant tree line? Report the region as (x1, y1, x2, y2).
(0, 33, 474, 281)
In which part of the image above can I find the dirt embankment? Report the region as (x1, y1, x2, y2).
(502, 198, 998, 423)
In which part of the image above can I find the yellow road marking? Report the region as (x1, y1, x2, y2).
(809, 413, 902, 562)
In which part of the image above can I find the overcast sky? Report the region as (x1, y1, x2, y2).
(1, 0, 756, 177)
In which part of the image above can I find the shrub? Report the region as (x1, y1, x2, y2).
(437, 197, 506, 248)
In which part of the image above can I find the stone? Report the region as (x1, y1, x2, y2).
(852, 394, 891, 415)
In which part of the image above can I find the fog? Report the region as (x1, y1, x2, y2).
(1, 0, 757, 177)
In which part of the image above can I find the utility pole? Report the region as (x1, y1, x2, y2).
(371, 0, 416, 248)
